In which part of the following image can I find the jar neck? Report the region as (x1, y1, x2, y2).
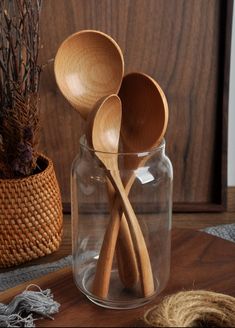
(79, 135, 166, 157)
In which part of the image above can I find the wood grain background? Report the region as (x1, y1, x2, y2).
(38, 0, 232, 211)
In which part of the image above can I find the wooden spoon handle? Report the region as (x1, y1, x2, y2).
(92, 178, 138, 298)
(92, 198, 121, 298)
(106, 179, 139, 289)
(109, 170, 155, 297)
(116, 215, 139, 288)
(115, 167, 144, 288)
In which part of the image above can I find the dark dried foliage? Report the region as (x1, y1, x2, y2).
(0, 0, 42, 178)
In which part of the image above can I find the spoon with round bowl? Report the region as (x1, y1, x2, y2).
(86, 94, 155, 299)
(114, 72, 169, 289)
(54, 30, 138, 296)
(54, 29, 124, 119)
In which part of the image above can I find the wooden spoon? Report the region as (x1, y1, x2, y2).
(54, 30, 138, 294)
(54, 30, 124, 119)
(86, 94, 154, 298)
(115, 72, 169, 288)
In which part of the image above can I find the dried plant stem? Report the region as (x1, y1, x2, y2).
(0, 0, 42, 178)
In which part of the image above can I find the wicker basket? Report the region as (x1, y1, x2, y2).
(0, 154, 63, 268)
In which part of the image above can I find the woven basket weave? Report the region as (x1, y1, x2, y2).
(0, 154, 63, 268)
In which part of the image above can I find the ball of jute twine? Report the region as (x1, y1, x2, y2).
(143, 290, 235, 327)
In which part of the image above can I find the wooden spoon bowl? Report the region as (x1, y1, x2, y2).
(54, 30, 124, 119)
(119, 72, 168, 155)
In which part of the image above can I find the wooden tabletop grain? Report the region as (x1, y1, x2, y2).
(1, 228, 235, 327)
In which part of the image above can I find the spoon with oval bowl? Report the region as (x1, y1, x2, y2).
(119, 72, 168, 154)
(54, 30, 138, 296)
(86, 94, 155, 299)
(115, 72, 169, 289)
(54, 29, 124, 119)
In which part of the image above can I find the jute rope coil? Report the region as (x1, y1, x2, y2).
(0, 154, 63, 268)
(143, 290, 235, 327)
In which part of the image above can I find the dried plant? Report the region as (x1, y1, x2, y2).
(0, 0, 42, 178)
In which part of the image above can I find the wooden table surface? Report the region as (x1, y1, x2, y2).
(1, 228, 235, 327)
(1, 212, 235, 273)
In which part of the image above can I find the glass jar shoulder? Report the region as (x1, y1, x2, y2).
(143, 151, 173, 179)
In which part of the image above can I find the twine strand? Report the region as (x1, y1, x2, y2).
(143, 290, 235, 327)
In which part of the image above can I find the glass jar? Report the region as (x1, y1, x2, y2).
(71, 135, 173, 309)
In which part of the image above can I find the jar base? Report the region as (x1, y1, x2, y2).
(85, 293, 156, 310)
(74, 264, 161, 310)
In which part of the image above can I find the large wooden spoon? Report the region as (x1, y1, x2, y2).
(86, 94, 154, 298)
(54, 30, 137, 293)
(115, 72, 169, 288)
(54, 30, 124, 119)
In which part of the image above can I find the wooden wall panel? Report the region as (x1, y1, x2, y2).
(38, 0, 232, 211)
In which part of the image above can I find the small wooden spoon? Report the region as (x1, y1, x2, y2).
(86, 94, 154, 298)
(54, 30, 124, 119)
(115, 72, 169, 288)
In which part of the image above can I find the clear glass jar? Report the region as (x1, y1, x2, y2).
(71, 135, 173, 309)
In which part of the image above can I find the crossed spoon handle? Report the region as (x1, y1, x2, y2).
(105, 177, 139, 289)
(92, 168, 154, 298)
(109, 153, 153, 289)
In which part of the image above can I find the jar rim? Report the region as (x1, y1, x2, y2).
(79, 135, 165, 156)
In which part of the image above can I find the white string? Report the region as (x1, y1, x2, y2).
(0, 284, 60, 327)
(0, 313, 34, 327)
